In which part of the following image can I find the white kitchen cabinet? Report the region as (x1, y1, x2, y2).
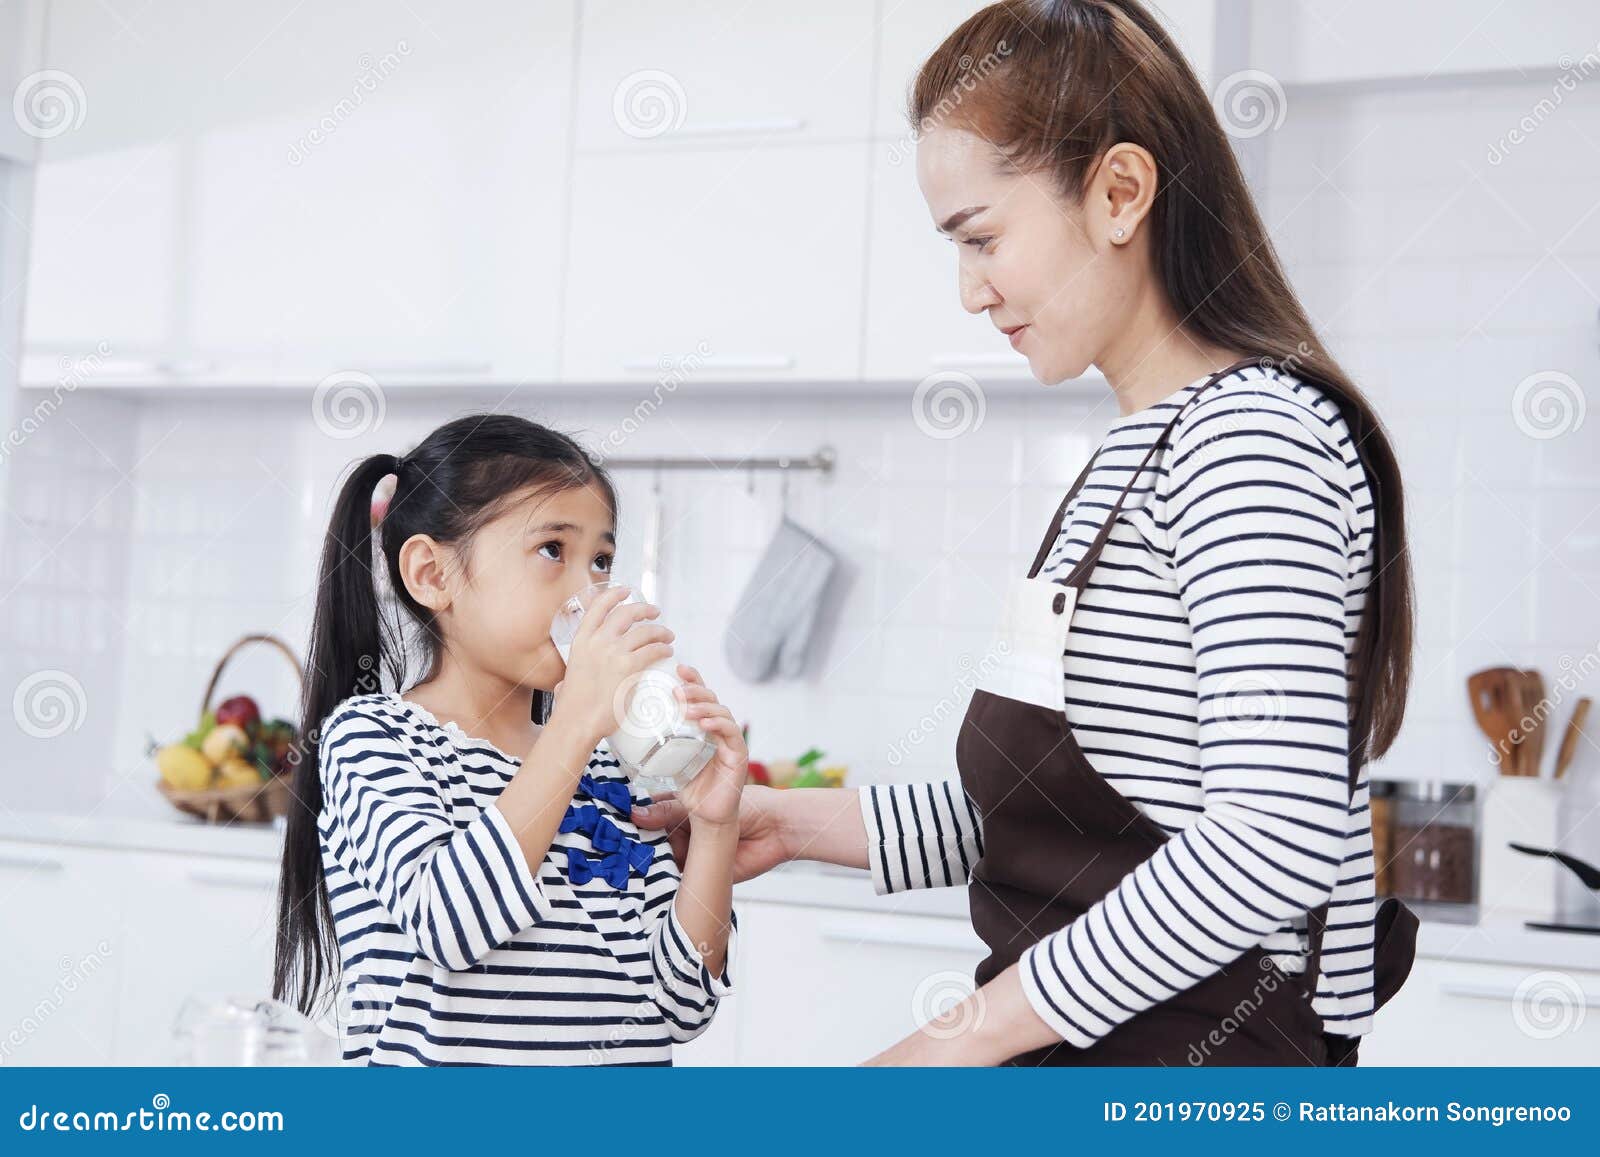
(0, 843, 125, 1065)
(561, 144, 870, 382)
(730, 900, 986, 1065)
(574, 0, 874, 151)
(111, 853, 282, 1065)
(0, 0, 46, 163)
(22, 0, 574, 385)
(1362, 956, 1600, 1066)
(1251, 1, 1599, 87)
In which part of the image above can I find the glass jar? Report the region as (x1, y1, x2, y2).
(1388, 782, 1477, 904)
(1370, 780, 1395, 896)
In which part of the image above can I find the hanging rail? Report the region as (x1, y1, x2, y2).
(599, 446, 836, 474)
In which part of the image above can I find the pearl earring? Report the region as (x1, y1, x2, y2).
(1113, 227, 1126, 241)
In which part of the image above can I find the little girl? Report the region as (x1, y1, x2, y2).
(272, 414, 745, 1065)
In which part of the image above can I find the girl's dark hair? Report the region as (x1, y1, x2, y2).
(912, 0, 1413, 764)
(272, 413, 618, 1016)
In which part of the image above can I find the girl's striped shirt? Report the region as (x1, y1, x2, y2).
(317, 692, 733, 1066)
(860, 365, 1379, 1046)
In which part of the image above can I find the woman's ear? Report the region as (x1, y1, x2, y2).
(1088, 141, 1159, 248)
(397, 533, 454, 613)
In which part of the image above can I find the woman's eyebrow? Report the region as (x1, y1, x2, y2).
(938, 205, 988, 233)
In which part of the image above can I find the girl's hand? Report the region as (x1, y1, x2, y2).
(671, 664, 745, 829)
(550, 585, 676, 748)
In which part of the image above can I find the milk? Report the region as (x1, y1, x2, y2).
(550, 583, 716, 790)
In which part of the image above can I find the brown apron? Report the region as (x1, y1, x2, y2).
(956, 361, 1416, 1067)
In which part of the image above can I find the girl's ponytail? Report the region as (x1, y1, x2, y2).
(272, 451, 399, 1016)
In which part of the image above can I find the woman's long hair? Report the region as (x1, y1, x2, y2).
(272, 414, 618, 1016)
(912, 0, 1413, 765)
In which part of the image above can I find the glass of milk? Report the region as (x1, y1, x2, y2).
(549, 581, 716, 790)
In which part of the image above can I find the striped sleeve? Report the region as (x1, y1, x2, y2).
(648, 902, 737, 1042)
(320, 706, 553, 972)
(1018, 396, 1352, 1047)
(860, 781, 985, 894)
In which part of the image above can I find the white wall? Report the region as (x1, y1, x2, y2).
(1260, 77, 1600, 785)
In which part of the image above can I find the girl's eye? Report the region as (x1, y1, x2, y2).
(537, 542, 562, 562)
(963, 235, 994, 252)
(593, 554, 614, 573)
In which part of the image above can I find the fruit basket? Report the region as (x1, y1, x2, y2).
(152, 633, 304, 825)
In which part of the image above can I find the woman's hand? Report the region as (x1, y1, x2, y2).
(549, 585, 676, 747)
(861, 963, 1056, 1066)
(633, 783, 793, 882)
(670, 665, 745, 830)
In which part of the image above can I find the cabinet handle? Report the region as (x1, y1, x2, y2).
(819, 917, 983, 953)
(622, 355, 795, 373)
(189, 869, 277, 892)
(352, 361, 494, 375)
(668, 117, 806, 138)
(0, 852, 65, 872)
(1440, 981, 1600, 1004)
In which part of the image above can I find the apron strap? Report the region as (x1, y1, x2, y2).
(1028, 358, 1262, 583)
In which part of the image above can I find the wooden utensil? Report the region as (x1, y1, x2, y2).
(1468, 667, 1525, 775)
(1519, 669, 1547, 776)
(1555, 697, 1593, 780)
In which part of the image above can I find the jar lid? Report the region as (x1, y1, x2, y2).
(1393, 780, 1475, 803)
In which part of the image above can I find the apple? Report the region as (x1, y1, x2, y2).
(215, 695, 260, 732)
(747, 760, 770, 786)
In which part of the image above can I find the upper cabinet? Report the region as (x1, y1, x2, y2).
(0, 0, 46, 163)
(573, 0, 876, 150)
(561, 143, 869, 382)
(1251, 0, 1599, 86)
(20, 0, 576, 386)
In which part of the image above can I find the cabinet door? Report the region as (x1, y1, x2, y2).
(1361, 957, 1600, 1066)
(111, 854, 284, 1066)
(561, 144, 869, 382)
(575, 0, 873, 150)
(0, 843, 124, 1065)
(732, 902, 986, 1065)
(24, 0, 573, 383)
(1251, 1, 1594, 86)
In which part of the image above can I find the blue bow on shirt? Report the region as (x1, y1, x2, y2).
(579, 774, 633, 814)
(563, 842, 654, 889)
(557, 781, 654, 891)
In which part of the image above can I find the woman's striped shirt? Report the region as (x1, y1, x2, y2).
(860, 365, 1380, 1045)
(317, 692, 733, 1066)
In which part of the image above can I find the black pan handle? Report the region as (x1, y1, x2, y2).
(1509, 842, 1600, 890)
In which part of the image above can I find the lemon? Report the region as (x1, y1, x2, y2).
(157, 744, 213, 791)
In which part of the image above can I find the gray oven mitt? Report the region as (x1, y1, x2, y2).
(724, 517, 838, 682)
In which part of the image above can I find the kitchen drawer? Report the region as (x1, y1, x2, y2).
(1362, 956, 1600, 1066)
(731, 900, 986, 1065)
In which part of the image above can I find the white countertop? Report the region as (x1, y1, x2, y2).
(4, 809, 1595, 972)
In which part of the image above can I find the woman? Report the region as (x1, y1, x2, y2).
(638, 0, 1416, 1066)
